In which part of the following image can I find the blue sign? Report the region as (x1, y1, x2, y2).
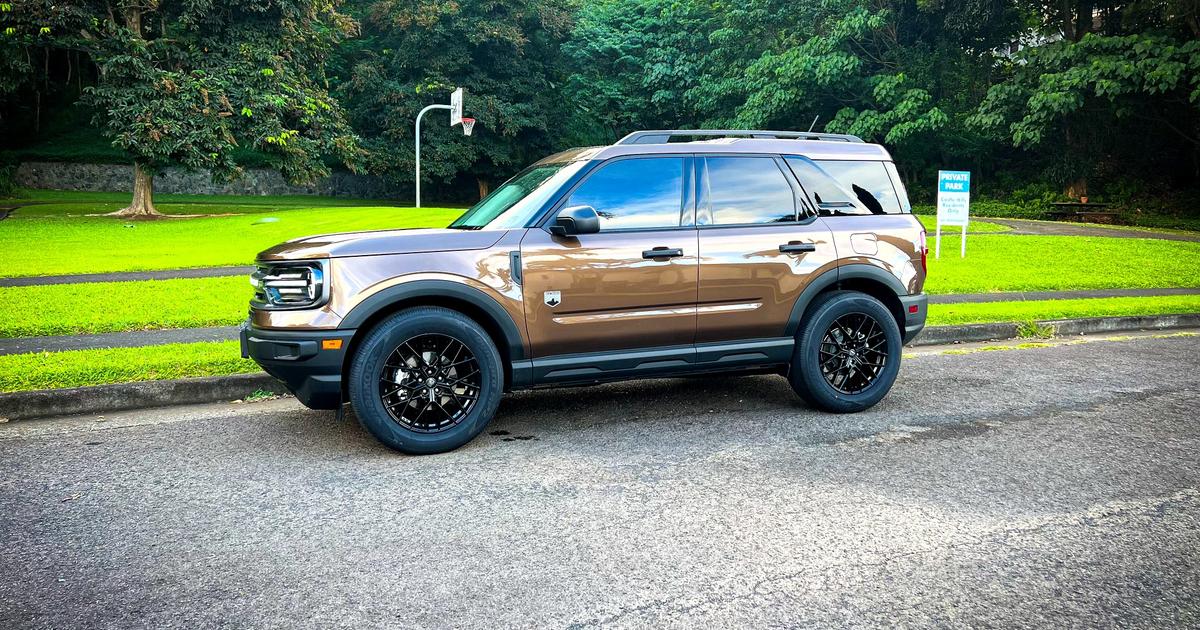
(937, 171, 971, 193)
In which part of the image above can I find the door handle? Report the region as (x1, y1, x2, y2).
(642, 247, 684, 260)
(779, 241, 817, 254)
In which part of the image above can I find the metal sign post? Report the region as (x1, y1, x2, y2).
(935, 170, 971, 258)
(414, 88, 471, 208)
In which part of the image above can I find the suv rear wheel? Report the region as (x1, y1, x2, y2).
(789, 291, 902, 413)
(348, 307, 503, 454)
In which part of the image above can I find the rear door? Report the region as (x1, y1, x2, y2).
(695, 155, 838, 344)
(520, 155, 699, 357)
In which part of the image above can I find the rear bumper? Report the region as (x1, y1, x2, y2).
(900, 293, 928, 344)
(240, 321, 355, 409)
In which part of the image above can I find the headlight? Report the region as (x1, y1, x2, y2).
(250, 261, 328, 310)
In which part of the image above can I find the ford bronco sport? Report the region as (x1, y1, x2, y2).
(242, 129, 928, 454)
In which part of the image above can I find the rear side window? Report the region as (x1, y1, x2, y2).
(817, 160, 905, 214)
(566, 157, 684, 230)
(703, 156, 796, 225)
(784, 157, 867, 216)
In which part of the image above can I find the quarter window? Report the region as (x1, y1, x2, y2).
(565, 157, 684, 230)
(704, 157, 795, 225)
(784, 157, 870, 217)
(817, 160, 905, 214)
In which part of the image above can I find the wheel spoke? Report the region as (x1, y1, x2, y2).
(378, 333, 482, 434)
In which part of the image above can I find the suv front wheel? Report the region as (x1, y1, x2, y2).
(789, 291, 902, 413)
(348, 306, 503, 454)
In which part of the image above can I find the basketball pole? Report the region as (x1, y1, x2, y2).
(414, 103, 451, 209)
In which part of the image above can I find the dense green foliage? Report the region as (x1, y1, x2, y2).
(2, 0, 1197, 211)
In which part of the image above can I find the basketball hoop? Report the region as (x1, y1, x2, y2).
(461, 117, 476, 136)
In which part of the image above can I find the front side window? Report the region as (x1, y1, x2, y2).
(817, 160, 904, 214)
(784, 157, 871, 217)
(565, 157, 685, 230)
(704, 156, 795, 225)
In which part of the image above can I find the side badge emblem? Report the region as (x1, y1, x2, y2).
(544, 291, 561, 308)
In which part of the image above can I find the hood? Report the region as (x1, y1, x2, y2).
(257, 228, 509, 261)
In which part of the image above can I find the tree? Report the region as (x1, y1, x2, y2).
(332, 0, 574, 200)
(1, 1, 362, 218)
(972, 3, 1200, 193)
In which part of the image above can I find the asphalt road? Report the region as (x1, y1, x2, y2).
(3, 334, 1200, 628)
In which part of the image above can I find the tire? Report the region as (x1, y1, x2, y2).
(348, 306, 503, 454)
(789, 290, 902, 413)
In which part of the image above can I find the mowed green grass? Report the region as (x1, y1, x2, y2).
(0, 341, 258, 393)
(0, 205, 462, 277)
(926, 295, 1200, 326)
(5, 293, 1200, 392)
(923, 234, 1200, 294)
(0, 276, 250, 338)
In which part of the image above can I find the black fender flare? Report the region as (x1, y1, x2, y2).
(338, 280, 526, 361)
(784, 264, 908, 337)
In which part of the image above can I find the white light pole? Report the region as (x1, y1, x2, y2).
(414, 103, 451, 208)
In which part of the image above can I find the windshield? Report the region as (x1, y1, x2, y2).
(450, 161, 586, 229)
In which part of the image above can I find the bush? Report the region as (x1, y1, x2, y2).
(912, 199, 1041, 218)
(0, 158, 16, 198)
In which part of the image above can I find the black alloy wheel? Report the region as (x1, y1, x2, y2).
(789, 290, 902, 413)
(379, 333, 481, 433)
(818, 312, 888, 395)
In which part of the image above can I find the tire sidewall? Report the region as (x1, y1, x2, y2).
(794, 293, 902, 412)
(349, 308, 503, 454)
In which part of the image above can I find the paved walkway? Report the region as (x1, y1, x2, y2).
(929, 286, 1200, 304)
(985, 218, 1200, 242)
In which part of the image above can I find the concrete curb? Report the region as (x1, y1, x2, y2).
(0, 373, 284, 421)
(2, 313, 1198, 421)
(908, 312, 1200, 347)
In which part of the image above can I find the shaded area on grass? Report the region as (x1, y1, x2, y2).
(926, 295, 1200, 326)
(0, 341, 257, 393)
(915, 215, 1011, 233)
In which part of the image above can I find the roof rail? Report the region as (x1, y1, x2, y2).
(615, 129, 864, 145)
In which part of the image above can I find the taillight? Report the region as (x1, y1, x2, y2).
(918, 229, 928, 273)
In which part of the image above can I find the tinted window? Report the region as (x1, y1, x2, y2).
(784, 157, 871, 217)
(566, 157, 684, 230)
(451, 161, 586, 229)
(704, 157, 795, 225)
(817, 160, 904, 214)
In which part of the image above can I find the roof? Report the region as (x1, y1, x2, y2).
(535, 137, 894, 165)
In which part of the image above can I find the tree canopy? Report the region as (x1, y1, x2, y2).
(2, 0, 1198, 210)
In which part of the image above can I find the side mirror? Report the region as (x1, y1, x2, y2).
(549, 205, 600, 237)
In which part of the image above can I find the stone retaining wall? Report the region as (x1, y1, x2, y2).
(14, 161, 403, 199)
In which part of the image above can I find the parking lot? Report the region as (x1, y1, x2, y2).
(3, 333, 1199, 628)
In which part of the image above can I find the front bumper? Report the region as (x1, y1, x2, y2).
(240, 321, 356, 409)
(899, 293, 928, 344)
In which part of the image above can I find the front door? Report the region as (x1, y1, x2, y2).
(695, 155, 838, 344)
(520, 155, 698, 357)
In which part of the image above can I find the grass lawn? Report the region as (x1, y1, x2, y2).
(0, 205, 462, 277)
(926, 295, 1200, 326)
(924, 234, 1200, 294)
(0, 341, 258, 393)
(0, 276, 249, 338)
(5, 293, 1200, 392)
(915, 215, 1010, 233)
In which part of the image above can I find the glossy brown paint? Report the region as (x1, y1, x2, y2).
(823, 214, 926, 294)
(519, 227, 699, 356)
(695, 221, 838, 343)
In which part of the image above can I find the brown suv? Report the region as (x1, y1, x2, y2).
(242, 129, 928, 454)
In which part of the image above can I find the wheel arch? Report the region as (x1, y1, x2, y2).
(338, 280, 526, 392)
(786, 264, 908, 338)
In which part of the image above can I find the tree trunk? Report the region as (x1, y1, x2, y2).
(106, 163, 163, 218)
(476, 177, 490, 200)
